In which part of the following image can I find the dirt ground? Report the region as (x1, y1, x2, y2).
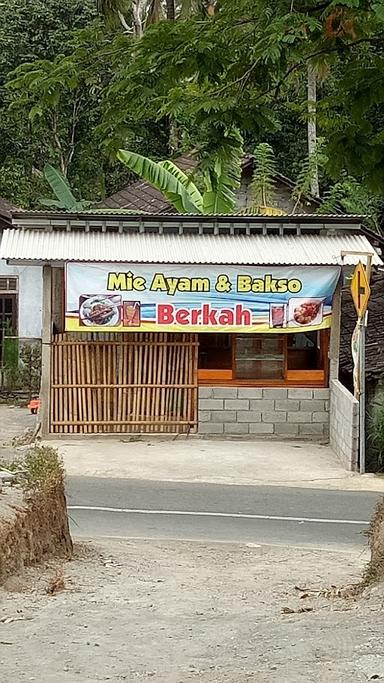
(0, 405, 36, 458)
(1, 539, 384, 683)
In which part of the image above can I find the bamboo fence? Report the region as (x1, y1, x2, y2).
(50, 332, 198, 434)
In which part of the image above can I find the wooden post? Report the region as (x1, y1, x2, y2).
(40, 265, 52, 437)
(51, 266, 64, 332)
(329, 274, 342, 381)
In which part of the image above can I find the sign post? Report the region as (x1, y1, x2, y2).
(346, 254, 372, 474)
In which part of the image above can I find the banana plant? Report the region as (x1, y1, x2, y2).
(40, 164, 91, 212)
(117, 148, 240, 215)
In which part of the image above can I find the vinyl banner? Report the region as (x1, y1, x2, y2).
(65, 263, 340, 334)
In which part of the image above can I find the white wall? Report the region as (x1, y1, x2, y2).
(329, 379, 359, 471)
(0, 259, 42, 339)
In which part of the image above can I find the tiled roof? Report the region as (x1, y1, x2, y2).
(0, 196, 18, 221)
(97, 153, 304, 213)
(100, 154, 197, 212)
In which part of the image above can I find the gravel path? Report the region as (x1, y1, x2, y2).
(0, 539, 383, 682)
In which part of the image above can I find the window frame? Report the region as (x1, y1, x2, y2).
(197, 330, 329, 387)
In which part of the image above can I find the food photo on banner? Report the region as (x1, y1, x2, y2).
(65, 263, 340, 334)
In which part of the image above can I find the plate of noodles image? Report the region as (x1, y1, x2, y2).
(79, 295, 121, 327)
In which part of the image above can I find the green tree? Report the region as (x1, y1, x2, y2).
(4, 0, 384, 217)
(1, 16, 170, 206)
(97, 0, 384, 199)
(0, 0, 97, 206)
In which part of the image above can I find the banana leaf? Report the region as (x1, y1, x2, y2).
(43, 164, 79, 211)
(158, 160, 203, 212)
(117, 150, 200, 214)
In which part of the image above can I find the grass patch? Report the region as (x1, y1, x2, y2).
(23, 445, 64, 490)
(0, 446, 64, 489)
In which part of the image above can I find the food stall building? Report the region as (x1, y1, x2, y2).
(0, 211, 380, 470)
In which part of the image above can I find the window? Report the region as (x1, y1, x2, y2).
(199, 334, 232, 370)
(0, 294, 18, 362)
(287, 331, 321, 370)
(198, 331, 328, 386)
(235, 335, 284, 380)
(0, 277, 17, 293)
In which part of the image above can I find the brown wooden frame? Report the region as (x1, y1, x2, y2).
(198, 331, 329, 387)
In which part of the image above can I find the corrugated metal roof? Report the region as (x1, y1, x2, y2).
(0, 229, 380, 266)
(11, 210, 365, 221)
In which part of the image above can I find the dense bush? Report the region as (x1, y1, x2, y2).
(3, 340, 41, 398)
(367, 383, 384, 473)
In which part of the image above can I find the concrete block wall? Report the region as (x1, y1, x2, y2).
(198, 387, 329, 438)
(329, 379, 359, 471)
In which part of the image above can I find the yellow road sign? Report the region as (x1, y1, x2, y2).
(350, 261, 370, 318)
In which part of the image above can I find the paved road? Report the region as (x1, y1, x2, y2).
(66, 476, 383, 550)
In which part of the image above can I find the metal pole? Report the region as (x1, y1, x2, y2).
(359, 254, 372, 475)
(359, 318, 366, 474)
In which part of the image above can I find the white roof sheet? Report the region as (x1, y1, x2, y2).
(0, 229, 381, 266)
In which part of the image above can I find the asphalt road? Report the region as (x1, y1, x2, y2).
(66, 476, 383, 550)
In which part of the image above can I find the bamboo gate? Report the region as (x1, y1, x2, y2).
(50, 332, 198, 434)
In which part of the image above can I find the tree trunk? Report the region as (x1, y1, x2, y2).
(307, 64, 319, 197)
(166, 0, 175, 20)
(132, 0, 143, 36)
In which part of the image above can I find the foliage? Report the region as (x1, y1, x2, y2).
(0, 6, 170, 207)
(97, 0, 213, 32)
(2, 336, 41, 398)
(367, 384, 384, 472)
(18, 344, 42, 400)
(118, 150, 200, 212)
(198, 126, 242, 214)
(0, 0, 99, 206)
(23, 445, 64, 490)
(2, 0, 384, 219)
(291, 141, 328, 212)
(41, 164, 91, 211)
(118, 129, 242, 213)
(251, 143, 277, 207)
(2, 321, 19, 391)
(318, 176, 384, 229)
(97, 0, 384, 206)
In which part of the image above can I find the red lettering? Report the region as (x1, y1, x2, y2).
(175, 309, 189, 325)
(218, 309, 234, 325)
(236, 304, 251, 326)
(202, 303, 218, 325)
(191, 309, 201, 324)
(157, 303, 251, 327)
(157, 304, 174, 324)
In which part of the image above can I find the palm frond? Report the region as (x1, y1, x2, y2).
(251, 143, 277, 208)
